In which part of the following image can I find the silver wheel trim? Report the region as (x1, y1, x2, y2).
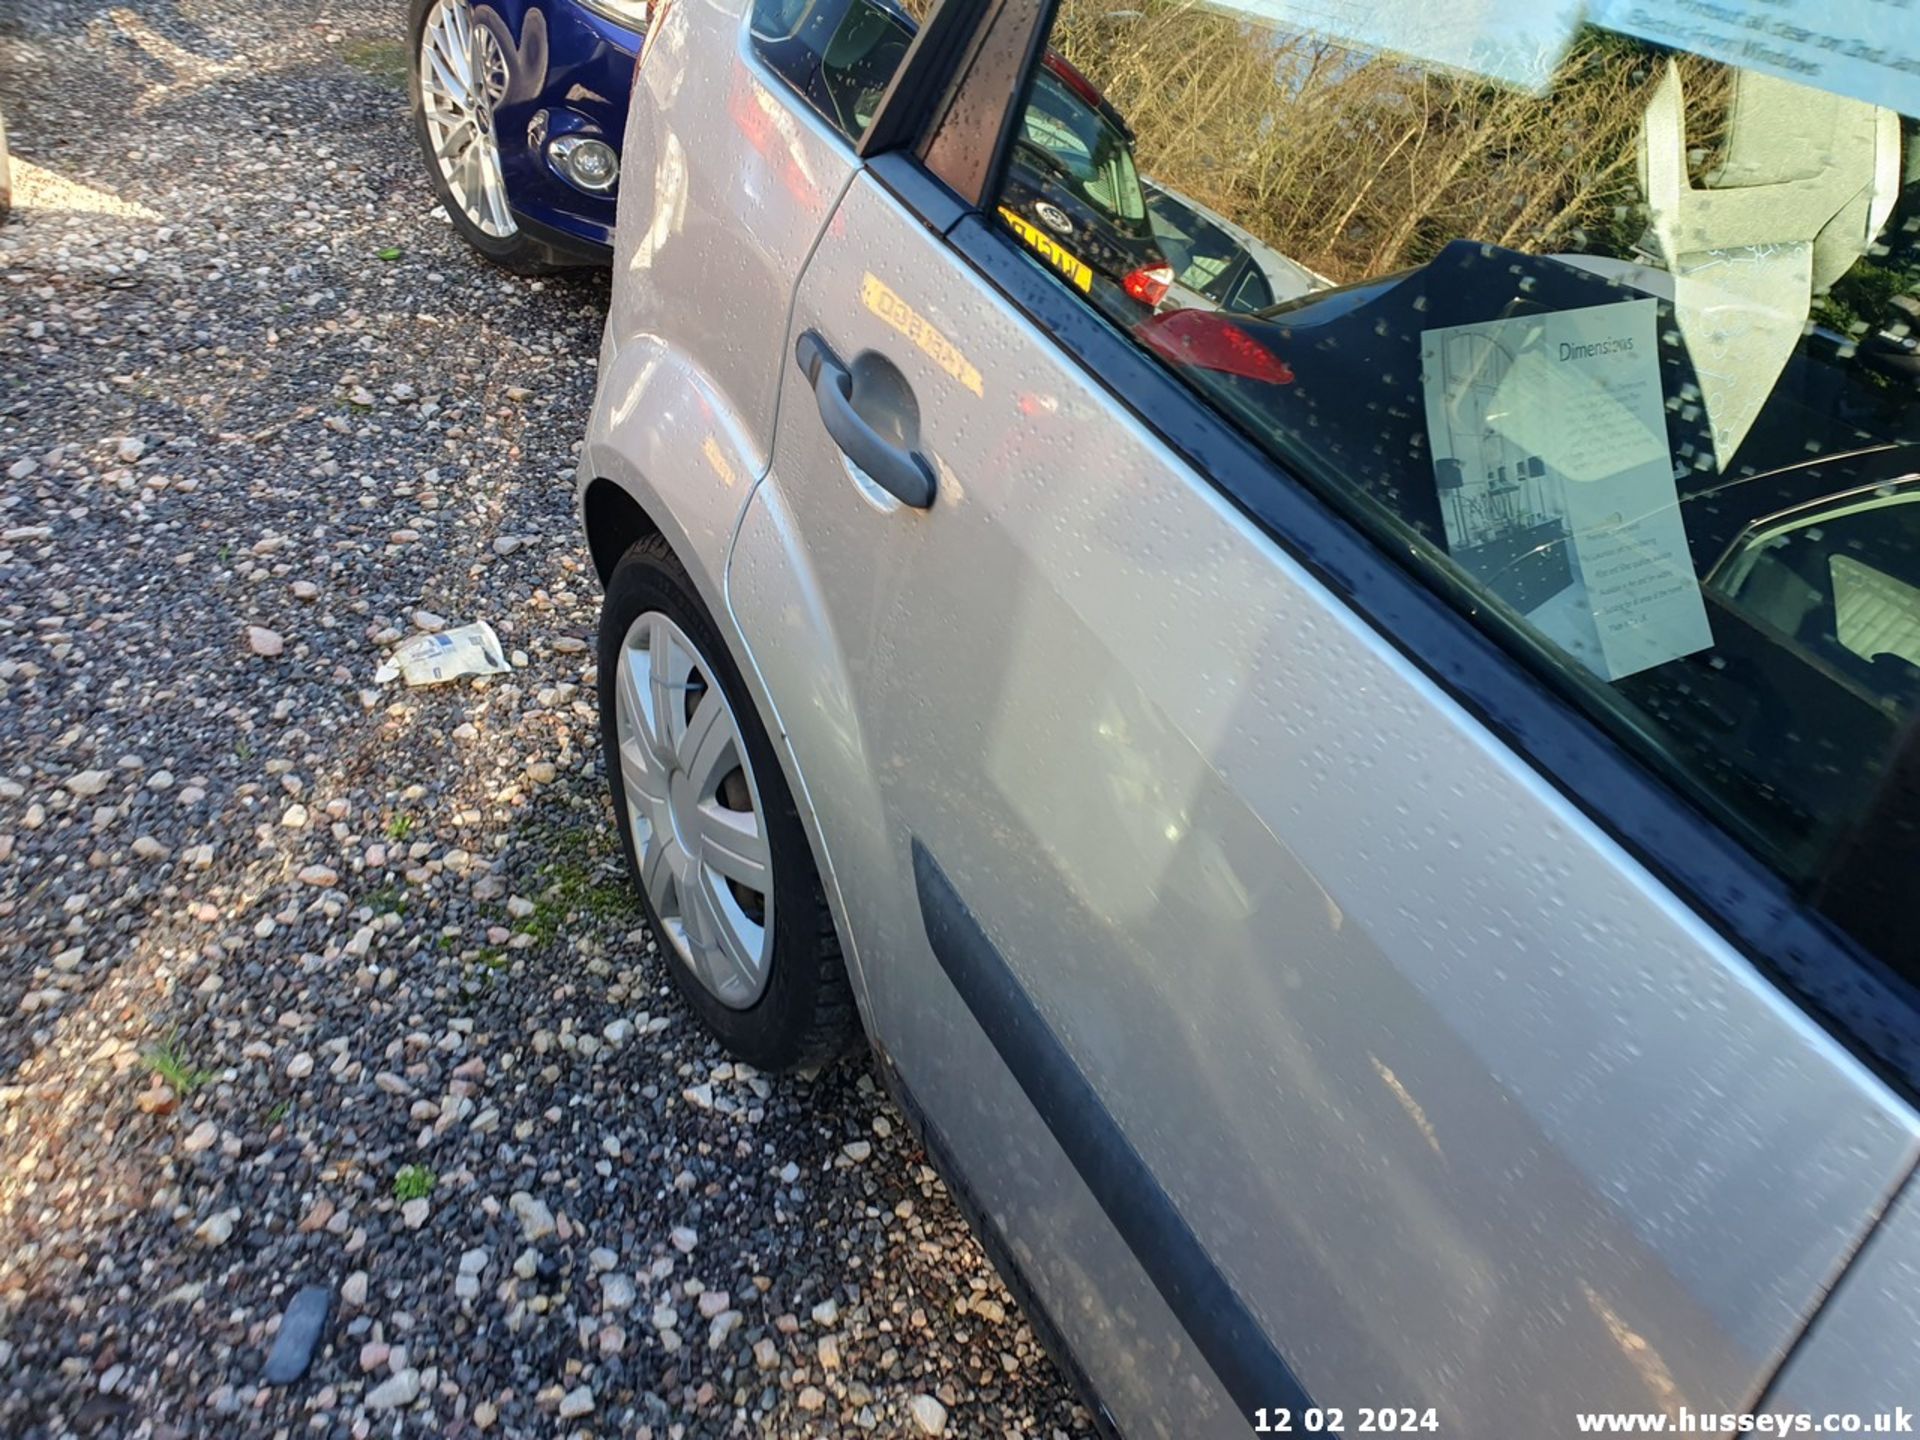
(418, 0, 517, 239)
(614, 611, 776, 1009)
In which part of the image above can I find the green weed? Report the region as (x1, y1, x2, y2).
(142, 1032, 217, 1094)
(392, 1164, 436, 1202)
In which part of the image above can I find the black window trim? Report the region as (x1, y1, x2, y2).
(855, 0, 990, 160)
(853, 3, 1920, 1101)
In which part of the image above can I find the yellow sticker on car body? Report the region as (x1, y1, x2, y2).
(861, 274, 985, 397)
(997, 206, 1094, 294)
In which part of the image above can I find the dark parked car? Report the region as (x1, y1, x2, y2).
(999, 51, 1171, 310)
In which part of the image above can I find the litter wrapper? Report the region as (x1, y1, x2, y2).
(376, 621, 513, 687)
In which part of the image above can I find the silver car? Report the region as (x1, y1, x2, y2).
(577, 0, 1920, 1432)
(1143, 179, 1329, 316)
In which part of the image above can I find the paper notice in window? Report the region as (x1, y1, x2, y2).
(1217, 0, 1582, 92)
(1420, 298, 1713, 681)
(1588, 0, 1920, 117)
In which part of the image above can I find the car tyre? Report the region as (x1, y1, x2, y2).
(407, 0, 572, 275)
(598, 534, 861, 1072)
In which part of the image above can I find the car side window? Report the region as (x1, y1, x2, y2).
(1146, 186, 1250, 307)
(986, 0, 1920, 975)
(749, 0, 923, 141)
(1224, 263, 1272, 315)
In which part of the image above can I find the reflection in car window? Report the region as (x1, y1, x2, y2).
(749, 0, 920, 141)
(989, 0, 1920, 977)
(1146, 184, 1251, 307)
(1021, 65, 1148, 223)
(1225, 263, 1273, 313)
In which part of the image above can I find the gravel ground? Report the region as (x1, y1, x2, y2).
(0, 5, 1094, 1436)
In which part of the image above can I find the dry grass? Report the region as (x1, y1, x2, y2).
(1049, 1, 1730, 284)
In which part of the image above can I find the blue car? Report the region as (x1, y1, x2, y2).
(407, 0, 646, 271)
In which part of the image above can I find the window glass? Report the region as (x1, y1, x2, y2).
(749, 0, 922, 140)
(988, 0, 1920, 968)
(1225, 263, 1273, 314)
(1019, 65, 1148, 222)
(1146, 183, 1256, 308)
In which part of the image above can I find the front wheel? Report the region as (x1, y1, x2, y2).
(407, 0, 569, 274)
(597, 534, 860, 1071)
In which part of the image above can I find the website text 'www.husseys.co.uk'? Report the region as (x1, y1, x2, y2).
(1575, 1409, 1913, 1434)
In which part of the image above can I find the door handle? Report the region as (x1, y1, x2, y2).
(795, 331, 937, 509)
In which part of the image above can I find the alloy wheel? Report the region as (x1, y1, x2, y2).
(418, 0, 516, 238)
(613, 611, 776, 1008)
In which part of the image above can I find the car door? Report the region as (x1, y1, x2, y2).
(728, 6, 1920, 1436)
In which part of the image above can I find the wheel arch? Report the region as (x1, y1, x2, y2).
(582, 474, 662, 587)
